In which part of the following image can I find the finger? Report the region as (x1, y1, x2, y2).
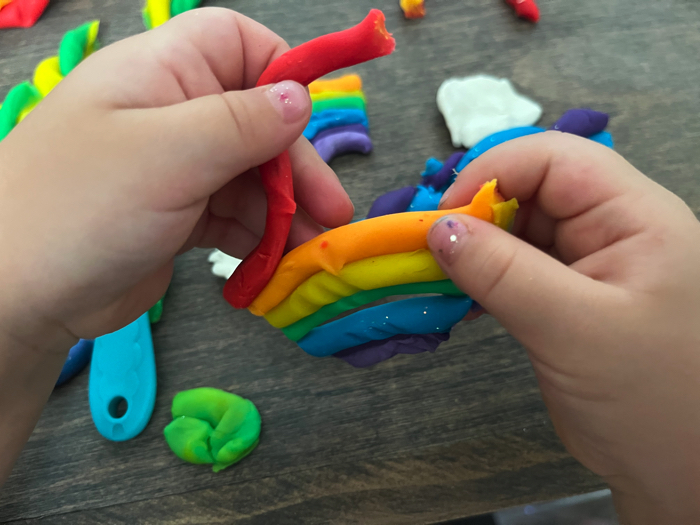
(288, 138, 355, 228)
(179, 210, 260, 258)
(427, 213, 619, 353)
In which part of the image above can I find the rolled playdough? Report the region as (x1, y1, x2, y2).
(312, 130, 372, 163)
(550, 108, 609, 137)
(366, 186, 417, 218)
(303, 109, 369, 140)
(309, 74, 362, 94)
(421, 151, 465, 190)
(335, 332, 450, 368)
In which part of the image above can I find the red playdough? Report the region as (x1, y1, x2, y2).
(506, 0, 539, 22)
(224, 9, 396, 309)
(0, 0, 49, 28)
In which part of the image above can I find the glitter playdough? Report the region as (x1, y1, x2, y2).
(437, 75, 542, 148)
(164, 388, 261, 472)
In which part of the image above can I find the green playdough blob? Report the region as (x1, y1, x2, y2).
(282, 279, 465, 342)
(164, 388, 261, 472)
(59, 22, 98, 76)
(0, 82, 41, 141)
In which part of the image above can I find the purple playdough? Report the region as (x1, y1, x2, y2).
(366, 186, 417, 219)
(421, 151, 465, 190)
(335, 333, 451, 368)
(550, 109, 609, 137)
(311, 123, 368, 143)
(312, 131, 373, 163)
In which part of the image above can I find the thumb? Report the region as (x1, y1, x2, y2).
(145, 80, 311, 199)
(427, 214, 611, 351)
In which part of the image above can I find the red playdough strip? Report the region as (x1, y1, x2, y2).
(505, 0, 539, 22)
(0, 0, 49, 28)
(224, 9, 396, 309)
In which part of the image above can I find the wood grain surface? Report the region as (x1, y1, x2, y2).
(2, 0, 700, 522)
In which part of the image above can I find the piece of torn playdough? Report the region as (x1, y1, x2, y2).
(0, 0, 49, 29)
(400, 0, 425, 19)
(223, 10, 395, 310)
(248, 180, 515, 316)
(143, 0, 201, 29)
(208, 249, 242, 279)
(366, 186, 417, 219)
(0, 21, 100, 142)
(164, 388, 261, 472)
(335, 332, 450, 368)
(550, 108, 609, 137)
(506, 0, 539, 22)
(312, 130, 373, 163)
(436, 75, 542, 148)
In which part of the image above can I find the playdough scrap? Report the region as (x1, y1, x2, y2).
(164, 388, 261, 472)
(208, 249, 242, 279)
(437, 74, 542, 148)
(0, 0, 49, 29)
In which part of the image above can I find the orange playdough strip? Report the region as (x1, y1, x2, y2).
(248, 180, 516, 316)
(309, 74, 362, 94)
(0, 0, 14, 10)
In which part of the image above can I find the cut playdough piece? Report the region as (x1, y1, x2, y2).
(309, 74, 362, 94)
(312, 130, 372, 163)
(208, 249, 242, 279)
(0, 0, 49, 29)
(506, 0, 540, 22)
(297, 295, 472, 357)
(550, 108, 609, 137)
(437, 75, 542, 148)
(366, 186, 417, 219)
(400, 0, 425, 19)
(248, 180, 516, 316)
(164, 388, 261, 472)
(336, 332, 450, 368)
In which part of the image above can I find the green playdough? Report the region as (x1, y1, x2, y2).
(171, 0, 201, 17)
(281, 279, 465, 342)
(148, 295, 165, 324)
(164, 388, 261, 472)
(0, 82, 41, 141)
(312, 96, 367, 114)
(59, 22, 98, 76)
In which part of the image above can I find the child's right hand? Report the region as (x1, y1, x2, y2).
(428, 132, 700, 524)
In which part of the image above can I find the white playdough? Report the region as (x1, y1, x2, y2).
(436, 75, 542, 148)
(208, 249, 241, 279)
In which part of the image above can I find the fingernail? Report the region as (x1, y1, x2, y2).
(266, 81, 310, 123)
(439, 185, 453, 207)
(428, 215, 470, 266)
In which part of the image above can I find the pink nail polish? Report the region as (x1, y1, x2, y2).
(267, 81, 310, 123)
(428, 215, 469, 265)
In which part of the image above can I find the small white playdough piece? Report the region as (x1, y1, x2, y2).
(436, 75, 542, 148)
(208, 250, 242, 279)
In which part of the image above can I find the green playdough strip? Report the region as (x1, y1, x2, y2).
(312, 96, 366, 113)
(148, 296, 165, 323)
(0, 82, 41, 141)
(282, 279, 466, 342)
(164, 387, 261, 472)
(59, 22, 98, 76)
(171, 0, 201, 17)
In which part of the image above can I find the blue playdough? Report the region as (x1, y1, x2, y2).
(89, 312, 156, 441)
(456, 126, 545, 172)
(588, 131, 614, 148)
(297, 295, 473, 357)
(408, 185, 443, 212)
(55, 339, 94, 387)
(303, 109, 369, 140)
(420, 157, 443, 177)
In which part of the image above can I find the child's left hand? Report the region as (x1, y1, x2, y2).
(0, 8, 353, 346)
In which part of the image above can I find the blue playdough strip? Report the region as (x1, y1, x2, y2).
(303, 109, 369, 140)
(55, 339, 94, 387)
(89, 312, 156, 441)
(297, 295, 472, 357)
(456, 126, 545, 172)
(408, 185, 443, 212)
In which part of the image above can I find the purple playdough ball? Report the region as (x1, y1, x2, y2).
(334, 332, 451, 368)
(366, 186, 417, 219)
(550, 108, 609, 137)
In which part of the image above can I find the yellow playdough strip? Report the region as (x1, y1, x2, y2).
(249, 180, 517, 316)
(144, 0, 170, 29)
(264, 250, 446, 328)
(309, 74, 362, 94)
(310, 90, 366, 103)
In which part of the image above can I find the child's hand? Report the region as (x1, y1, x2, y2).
(428, 132, 700, 524)
(0, 8, 353, 346)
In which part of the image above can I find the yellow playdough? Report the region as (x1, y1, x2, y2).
(248, 180, 517, 316)
(310, 90, 366, 103)
(309, 74, 362, 94)
(264, 250, 446, 328)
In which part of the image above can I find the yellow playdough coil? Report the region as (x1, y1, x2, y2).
(144, 0, 170, 29)
(310, 90, 366, 103)
(248, 180, 517, 316)
(309, 74, 362, 95)
(264, 250, 447, 328)
(33, 57, 64, 97)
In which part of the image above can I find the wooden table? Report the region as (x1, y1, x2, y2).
(2, 0, 699, 522)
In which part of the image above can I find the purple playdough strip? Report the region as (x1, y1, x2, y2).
(366, 185, 417, 219)
(335, 332, 451, 368)
(311, 123, 368, 143)
(421, 151, 465, 190)
(550, 108, 609, 137)
(312, 131, 373, 163)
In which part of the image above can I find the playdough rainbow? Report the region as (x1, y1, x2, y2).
(246, 180, 518, 367)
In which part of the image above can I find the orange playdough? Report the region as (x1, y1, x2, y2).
(309, 74, 362, 94)
(248, 180, 517, 316)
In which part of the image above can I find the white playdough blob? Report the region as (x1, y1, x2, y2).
(436, 75, 542, 148)
(208, 249, 241, 279)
